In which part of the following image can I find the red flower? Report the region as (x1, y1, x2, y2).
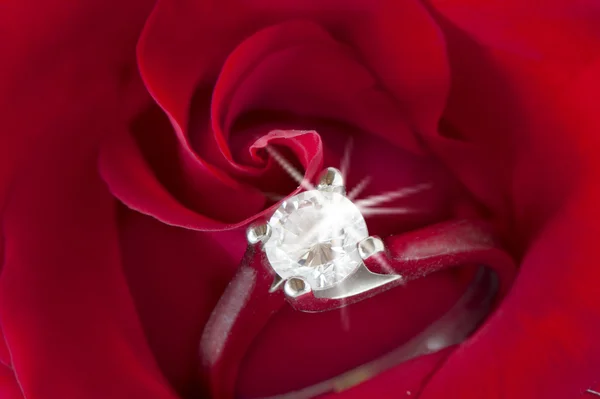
(1, 1, 600, 398)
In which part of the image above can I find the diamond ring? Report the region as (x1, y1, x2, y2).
(247, 167, 403, 312)
(200, 167, 517, 398)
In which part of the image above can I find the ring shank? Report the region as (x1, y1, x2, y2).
(200, 219, 516, 398)
(262, 266, 497, 399)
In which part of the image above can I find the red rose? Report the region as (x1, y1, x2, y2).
(1, 1, 600, 398)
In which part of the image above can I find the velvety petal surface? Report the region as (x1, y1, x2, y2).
(1, 149, 178, 398)
(0, 1, 175, 397)
(110, 0, 452, 231)
(413, 2, 600, 397)
(117, 208, 244, 397)
(2, 0, 599, 398)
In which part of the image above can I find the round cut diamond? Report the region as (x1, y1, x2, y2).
(264, 190, 368, 290)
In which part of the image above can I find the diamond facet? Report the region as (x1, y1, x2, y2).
(264, 190, 368, 290)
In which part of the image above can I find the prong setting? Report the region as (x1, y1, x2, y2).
(358, 236, 385, 260)
(317, 167, 345, 194)
(246, 223, 271, 245)
(284, 277, 312, 298)
(269, 274, 285, 293)
(253, 157, 407, 312)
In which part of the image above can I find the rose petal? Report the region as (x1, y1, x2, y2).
(320, 348, 455, 399)
(138, 2, 264, 201)
(416, 9, 600, 397)
(118, 208, 245, 396)
(421, 1, 600, 235)
(427, 0, 600, 72)
(341, 0, 450, 136)
(0, 325, 10, 369)
(0, 152, 177, 398)
(0, 0, 154, 210)
(139, 0, 449, 177)
(420, 188, 600, 398)
(100, 127, 325, 229)
(0, 320, 20, 398)
(209, 20, 422, 159)
(0, 2, 180, 397)
(0, 366, 23, 399)
(137, 0, 428, 134)
(99, 124, 266, 229)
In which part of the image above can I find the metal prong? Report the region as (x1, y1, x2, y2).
(269, 274, 285, 293)
(284, 277, 312, 298)
(587, 389, 600, 397)
(357, 236, 385, 259)
(246, 223, 271, 245)
(317, 167, 345, 195)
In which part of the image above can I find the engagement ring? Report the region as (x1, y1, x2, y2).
(200, 166, 516, 399)
(247, 167, 403, 312)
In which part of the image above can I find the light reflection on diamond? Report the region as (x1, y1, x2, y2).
(264, 190, 368, 290)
